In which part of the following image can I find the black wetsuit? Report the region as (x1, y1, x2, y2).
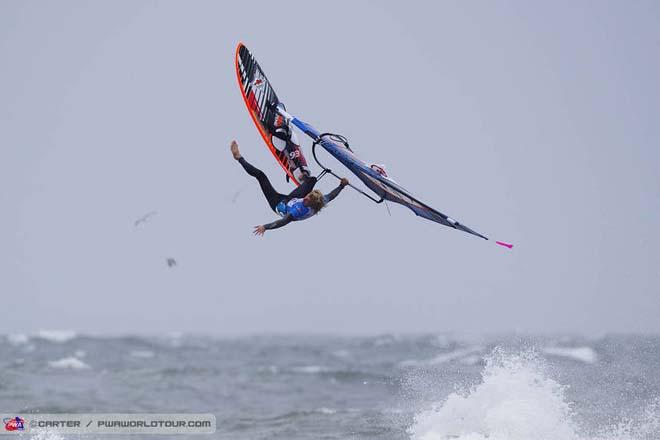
(238, 157, 344, 230)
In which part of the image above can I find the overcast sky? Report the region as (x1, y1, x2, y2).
(2, 1, 659, 335)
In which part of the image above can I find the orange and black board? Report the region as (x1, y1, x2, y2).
(235, 42, 301, 186)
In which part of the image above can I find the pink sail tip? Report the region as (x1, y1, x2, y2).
(496, 241, 513, 249)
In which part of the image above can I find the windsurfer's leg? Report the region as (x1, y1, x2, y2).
(232, 142, 284, 211)
(237, 158, 285, 211)
(286, 176, 317, 200)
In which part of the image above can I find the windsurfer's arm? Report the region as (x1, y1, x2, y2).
(254, 214, 294, 235)
(324, 178, 349, 204)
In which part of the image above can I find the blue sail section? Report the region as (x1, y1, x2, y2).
(290, 118, 488, 240)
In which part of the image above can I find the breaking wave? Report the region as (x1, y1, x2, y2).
(409, 349, 579, 440)
(408, 348, 660, 440)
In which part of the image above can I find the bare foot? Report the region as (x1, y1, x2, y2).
(230, 140, 242, 160)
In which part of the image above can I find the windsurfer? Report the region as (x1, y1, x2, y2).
(230, 140, 349, 236)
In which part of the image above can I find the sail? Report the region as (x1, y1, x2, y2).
(290, 118, 488, 240)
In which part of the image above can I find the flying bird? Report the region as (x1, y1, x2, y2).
(134, 211, 158, 228)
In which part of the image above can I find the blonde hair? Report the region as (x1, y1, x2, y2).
(306, 189, 325, 212)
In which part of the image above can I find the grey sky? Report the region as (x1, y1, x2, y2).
(2, 1, 659, 335)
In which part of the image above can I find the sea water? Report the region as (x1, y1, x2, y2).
(1, 333, 659, 439)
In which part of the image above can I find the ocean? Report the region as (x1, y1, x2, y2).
(2, 332, 659, 439)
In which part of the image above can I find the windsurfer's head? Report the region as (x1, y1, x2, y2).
(304, 190, 325, 212)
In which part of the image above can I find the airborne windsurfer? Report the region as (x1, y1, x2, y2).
(231, 140, 349, 236)
(234, 43, 511, 247)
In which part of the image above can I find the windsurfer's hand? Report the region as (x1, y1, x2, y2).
(340, 177, 349, 187)
(253, 225, 266, 236)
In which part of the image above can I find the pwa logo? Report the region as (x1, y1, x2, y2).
(3, 416, 25, 431)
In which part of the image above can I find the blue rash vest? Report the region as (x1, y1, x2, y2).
(275, 198, 316, 221)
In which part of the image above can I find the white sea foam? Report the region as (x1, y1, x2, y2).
(291, 365, 329, 374)
(596, 397, 660, 440)
(130, 350, 155, 358)
(543, 346, 598, 364)
(409, 349, 578, 440)
(48, 357, 91, 370)
(36, 330, 77, 343)
(400, 347, 484, 368)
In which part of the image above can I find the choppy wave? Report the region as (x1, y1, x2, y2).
(36, 330, 77, 343)
(256, 364, 387, 383)
(331, 349, 351, 358)
(3, 333, 659, 439)
(29, 430, 67, 440)
(373, 334, 399, 347)
(48, 357, 90, 370)
(400, 346, 484, 368)
(6, 333, 30, 345)
(234, 407, 343, 426)
(290, 365, 330, 374)
(130, 350, 155, 359)
(542, 346, 598, 364)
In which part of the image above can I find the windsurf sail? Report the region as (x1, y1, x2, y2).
(275, 106, 490, 241)
(235, 43, 512, 247)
